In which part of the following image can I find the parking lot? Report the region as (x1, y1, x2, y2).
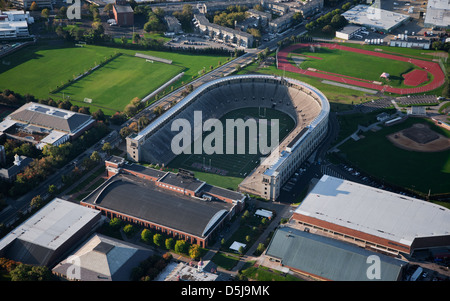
(166, 34, 235, 51)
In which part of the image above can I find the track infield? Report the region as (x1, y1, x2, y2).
(277, 43, 445, 95)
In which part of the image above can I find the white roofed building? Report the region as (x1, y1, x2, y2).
(292, 175, 450, 256)
(0, 198, 102, 267)
(0, 10, 34, 39)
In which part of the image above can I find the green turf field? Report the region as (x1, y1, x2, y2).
(58, 54, 183, 114)
(337, 117, 450, 196)
(168, 107, 296, 179)
(0, 41, 228, 114)
(289, 47, 422, 88)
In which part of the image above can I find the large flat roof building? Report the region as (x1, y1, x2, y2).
(265, 226, 407, 281)
(424, 0, 450, 29)
(0, 102, 95, 149)
(0, 198, 102, 267)
(342, 4, 410, 33)
(292, 175, 450, 256)
(81, 157, 246, 247)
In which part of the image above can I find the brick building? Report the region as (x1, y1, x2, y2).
(113, 0, 134, 26)
(82, 156, 246, 247)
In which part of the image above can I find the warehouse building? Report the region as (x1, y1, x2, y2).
(291, 175, 450, 256)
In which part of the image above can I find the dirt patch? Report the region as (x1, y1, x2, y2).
(387, 123, 450, 152)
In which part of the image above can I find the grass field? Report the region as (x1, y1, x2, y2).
(58, 54, 183, 114)
(337, 117, 450, 196)
(0, 41, 228, 114)
(168, 107, 296, 180)
(290, 47, 423, 88)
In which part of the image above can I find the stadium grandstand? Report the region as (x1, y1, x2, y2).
(126, 75, 330, 201)
(291, 175, 450, 256)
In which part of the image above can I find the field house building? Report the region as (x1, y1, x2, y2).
(126, 75, 330, 201)
(80, 156, 246, 248)
(0, 102, 96, 149)
(0, 198, 102, 267)
(291, 175, 450, 256)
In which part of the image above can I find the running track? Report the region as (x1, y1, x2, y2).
(277, 43, 445, 95)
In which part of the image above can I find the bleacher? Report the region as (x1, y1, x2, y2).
(140, 77, 322, 166)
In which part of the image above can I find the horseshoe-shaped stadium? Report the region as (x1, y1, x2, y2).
(126, 74, 330, 201)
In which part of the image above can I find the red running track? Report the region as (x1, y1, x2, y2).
(277, 43, 445, 95)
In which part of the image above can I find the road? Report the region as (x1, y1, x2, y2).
(0, 131, 121, 228)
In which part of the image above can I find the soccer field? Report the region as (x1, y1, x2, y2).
(168, 107, 296, 178)
(290, 47, 420, 88)
(58, 54, 183, 114)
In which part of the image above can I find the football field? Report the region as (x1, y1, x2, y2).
(168, 107, 296, 178)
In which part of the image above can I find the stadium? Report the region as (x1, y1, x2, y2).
(126, 74, 330, 201)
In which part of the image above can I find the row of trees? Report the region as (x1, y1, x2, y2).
(0, 258, 54, 281)
(305, 8, 348, 34)
(141, 228, 203, 260)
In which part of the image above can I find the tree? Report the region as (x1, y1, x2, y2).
(132, 32, 141, 44)
(322, 25, 335, 35)
(41, 8, 50, 19)
(238, 246, 245, 255)
(141, 229, 153, 243)
(256, 243, 266, 254)
(29, 1, 39, 11)
(119, 126, 132, 139)
(30, 195, 43, 209)
(165, 238, 175, 250)
(92, 109, 106, 122)
(293, 12, 303, 25)
(10, 264, 53, 281)
(124, 104, 137, 117)
(189, 244, 201, 260)
(48, 184, 57, 195)
(174, 240, 188, 254)
(153, 233, 164, 247)
(90, 151, 101, 163)
(101, 142, 112, 155)
(109, 217, 122, 230)
(123, 224, 135, 236)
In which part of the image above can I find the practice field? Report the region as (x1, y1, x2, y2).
(337, 117, 450, 196)
(0, 41, 228, 114)
(168, 107, 296, 179)
(58, 54, 183, 114)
